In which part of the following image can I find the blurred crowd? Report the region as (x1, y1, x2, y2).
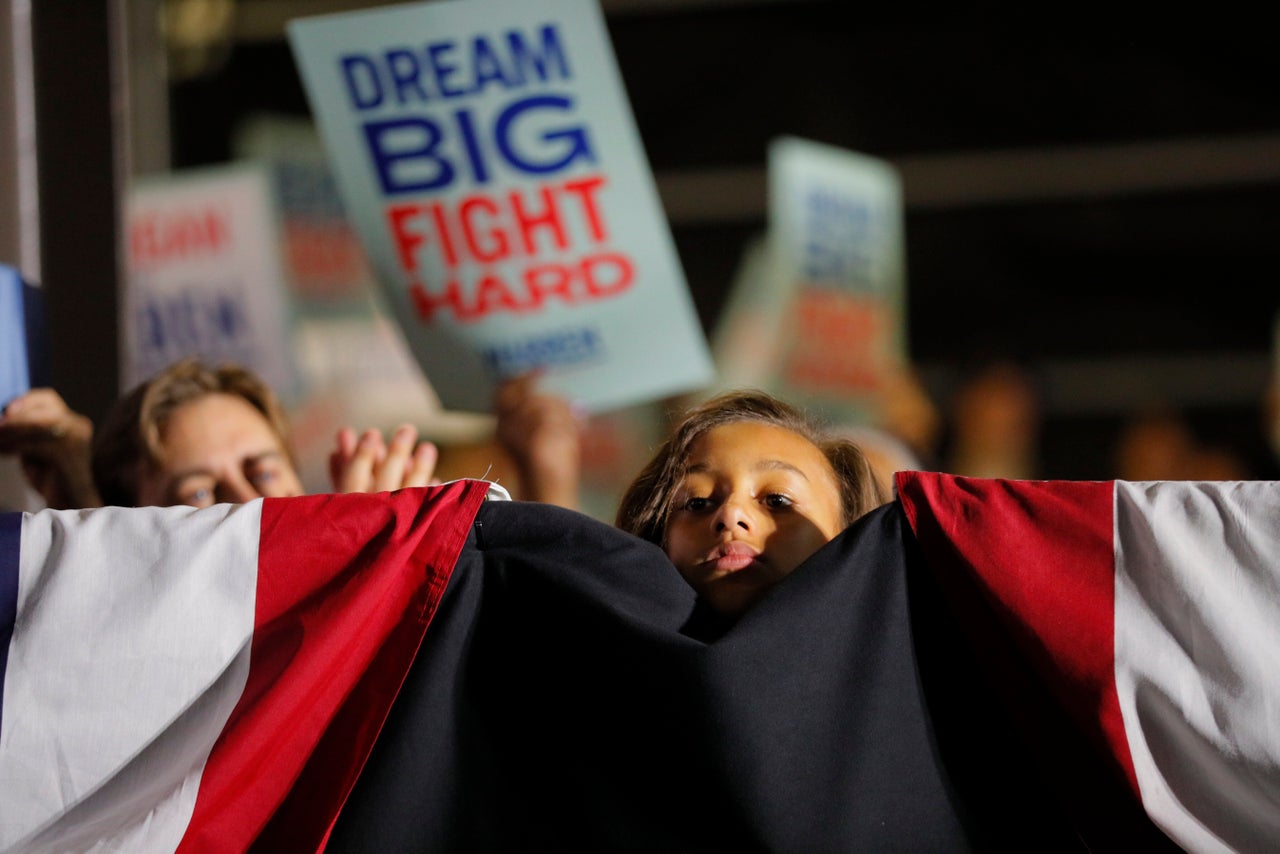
(5, 350, 1279, 518)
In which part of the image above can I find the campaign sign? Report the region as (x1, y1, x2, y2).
(234, 115, 379, 308)
(287, 0, 715, 414)
(0, 265, 49, 408)
(768, 136, 906, 424)
(123, 164, 297, 397)
(709, 234, 793, 392)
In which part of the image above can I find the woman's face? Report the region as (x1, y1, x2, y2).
(133, 392, 304, 508)
(663, 421, 845, 616)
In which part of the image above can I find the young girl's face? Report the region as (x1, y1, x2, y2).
(664, 421, 845, 616)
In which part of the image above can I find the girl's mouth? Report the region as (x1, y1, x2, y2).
(704, 541, 761, 573)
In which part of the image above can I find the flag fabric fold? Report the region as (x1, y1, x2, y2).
(2, 473, 1278, 852)
(329, 498, 1025, 852)
(0, 479, 489, 853)
(896, 472, 1280, 854)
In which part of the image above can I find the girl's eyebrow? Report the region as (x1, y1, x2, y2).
(757, 459, 809, 480)
(685, 459, 809, 480)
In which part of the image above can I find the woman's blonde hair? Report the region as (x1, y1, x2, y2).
(91, 357, 293, 506)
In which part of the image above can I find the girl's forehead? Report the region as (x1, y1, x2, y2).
(685, 421, 828, 472)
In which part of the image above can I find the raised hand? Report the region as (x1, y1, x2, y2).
(494, 372, 583, 509)
(0, 389, 101, 509)
(328, 423, 440, 494)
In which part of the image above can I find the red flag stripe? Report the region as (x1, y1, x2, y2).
(177, 480, 488, 853)
(895, 472, 1136, 791)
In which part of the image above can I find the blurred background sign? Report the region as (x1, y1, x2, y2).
(767, 137, 906, 426)
(123, 163, 298, 397)
(0, 264, 47, 408)
(6, 2, 1280, 502)
(709, 234, 786, 391)
(233, 115, 491, 492)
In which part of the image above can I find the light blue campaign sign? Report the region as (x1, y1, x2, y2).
(1, 267, 30, 407)
(0, 266, 47, 409)
(288, 0, 715, 414)
(767, 137, 907, 424)
(770, 136, 906, 317)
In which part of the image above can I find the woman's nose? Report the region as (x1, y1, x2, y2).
(217, 477, 261, 504)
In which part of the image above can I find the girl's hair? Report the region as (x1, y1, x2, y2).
(615, 390, 887, 546)
(91, 357, 294, 507)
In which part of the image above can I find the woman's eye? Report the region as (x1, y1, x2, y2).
(250, 468, 278, 487)
(180, 487, 214, 508)
(683, 496, 713, 512)
(763, 493, 794, 509)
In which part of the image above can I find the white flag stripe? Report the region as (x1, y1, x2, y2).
(0, 502, 262, 851)
(1114, 481, 1280, 854)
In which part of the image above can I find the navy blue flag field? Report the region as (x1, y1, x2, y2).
(1, 474, 1277, 851)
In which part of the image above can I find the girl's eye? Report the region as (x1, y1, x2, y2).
(683, 496, 713, 512)
(250, 468, 278, 487)
(763, 493, 794, 509)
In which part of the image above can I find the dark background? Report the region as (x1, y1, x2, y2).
(166, 7, 1280, 478)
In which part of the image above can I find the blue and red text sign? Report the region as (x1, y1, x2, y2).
(288, 0, 714, 413)
(768, 137, 907, 424)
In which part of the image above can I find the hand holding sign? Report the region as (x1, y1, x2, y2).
(494, 371, 583, 509)
(0, 389, 99, 510)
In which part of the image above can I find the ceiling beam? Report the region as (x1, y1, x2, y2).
(228, 0, 810, 42)
(655, 133, 1280, 224)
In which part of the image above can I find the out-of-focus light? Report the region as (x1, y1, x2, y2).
(160, 0, 236, 80)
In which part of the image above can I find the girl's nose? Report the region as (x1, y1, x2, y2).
(714, 495, 754, 533)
